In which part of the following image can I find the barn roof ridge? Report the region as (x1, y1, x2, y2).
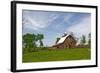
(57, 33, 71, 44)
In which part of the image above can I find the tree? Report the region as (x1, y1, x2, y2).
(88, 33, 91, 47)
(55, 37, 60, 44)
(23, 33, 37, 52)
(37, 34, 44, 47)
(80, 35, 86, 45)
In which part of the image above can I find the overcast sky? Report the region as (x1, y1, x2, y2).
(22, 10, 91, 46)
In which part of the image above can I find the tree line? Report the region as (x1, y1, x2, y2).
(23, 33, 44, 52)
(79, 33, 91, 46)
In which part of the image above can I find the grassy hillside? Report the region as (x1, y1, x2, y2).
(22, 48, 91, 63)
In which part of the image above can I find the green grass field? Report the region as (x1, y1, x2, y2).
(22, 48, 91, 63)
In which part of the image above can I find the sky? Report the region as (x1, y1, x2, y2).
(22, 10, 91, 46)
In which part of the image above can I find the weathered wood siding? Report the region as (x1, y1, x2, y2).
(53, 35, 76, 49)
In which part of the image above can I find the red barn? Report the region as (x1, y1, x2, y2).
(53, 34, 76, 49)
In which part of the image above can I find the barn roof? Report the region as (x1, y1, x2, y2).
(57, 34, 69, 44)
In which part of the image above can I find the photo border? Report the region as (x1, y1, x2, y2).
(11, 1, 98, 72)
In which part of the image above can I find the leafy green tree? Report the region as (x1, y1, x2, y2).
(88, 33, 91, 47)
(37, 34, 44, 47)
(23, 33, 37, 52)
(40, 40, 43, 47)
(81, 35, 86, 45)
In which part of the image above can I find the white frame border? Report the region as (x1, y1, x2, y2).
(16, 3, 97, 70)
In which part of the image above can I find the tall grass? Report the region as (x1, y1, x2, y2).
(22, 48, 91, 63)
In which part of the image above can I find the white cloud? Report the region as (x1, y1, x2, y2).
(67, 16, 91, 37)
(48, 14, 59, 22)
(23, 12, 59, 31)
(23, 15, 44, 30)
(66, 16, 91, 45)
(63, 14, 74, 21)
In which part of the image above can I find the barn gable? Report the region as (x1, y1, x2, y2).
(53, 34, 77, 48)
